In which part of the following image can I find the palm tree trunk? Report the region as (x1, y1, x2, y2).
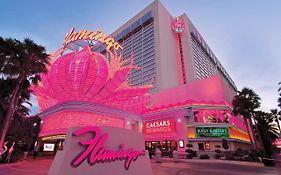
(0, 75, 24, 148)
(251, 113, 265, 150)
(275, 115, 281, 133)
(244, 117, 255, 148)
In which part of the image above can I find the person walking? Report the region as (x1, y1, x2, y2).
(7, 141, 15, 163)
(33, 145, 39, 159)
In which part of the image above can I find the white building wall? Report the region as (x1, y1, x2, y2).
(153, 1, 180, 91)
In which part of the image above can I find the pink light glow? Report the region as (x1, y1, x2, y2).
(39, 111, 124, 137)
(32, 46, 152, 113)
(193, 109, 247, 131)
(147, 74, 236, 112)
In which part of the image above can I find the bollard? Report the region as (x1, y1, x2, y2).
(173, 150, 179, 162)
(23, 151, 28, 160)
(155, 148, 162, 163)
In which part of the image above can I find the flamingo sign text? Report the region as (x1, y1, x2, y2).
(48, 126, 153, 175)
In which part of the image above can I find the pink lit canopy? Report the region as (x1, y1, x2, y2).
(32, 46, 152, 113)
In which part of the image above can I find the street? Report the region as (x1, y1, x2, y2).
(0, 157, 279, 175)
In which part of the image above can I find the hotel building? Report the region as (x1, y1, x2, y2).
(34, 1, 252, 156)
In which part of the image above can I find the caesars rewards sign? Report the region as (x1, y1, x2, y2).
(143, 119, 176, 135)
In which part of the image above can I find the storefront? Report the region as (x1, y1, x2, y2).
(40, 135, 65, 156)
(187, 125, 251, 152)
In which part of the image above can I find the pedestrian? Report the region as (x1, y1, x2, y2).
(21, 144, 29, 161)
(7, 141, 15, 163)
(148, 148, 153, 159)
(33, 145, 39, 159)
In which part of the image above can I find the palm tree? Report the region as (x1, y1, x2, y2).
(278, 82, 281, 108)
(0, 37, 49, 149)
(255, 111, 279, 158)
(232, 87, 261, 147)
(270, 109, 281, 133)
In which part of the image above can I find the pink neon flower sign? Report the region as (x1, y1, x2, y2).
(32, 46, 152, 113)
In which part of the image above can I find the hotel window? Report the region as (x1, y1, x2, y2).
(112, 18, 155, 90)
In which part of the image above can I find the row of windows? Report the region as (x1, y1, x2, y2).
(194, 56, 217, 76)
(123, 22, 155, 89)
(191, 34, 236, 89)
(94, 19, 156, 90)
(191, 35, 217, 80)
(114, 11, 153, 42)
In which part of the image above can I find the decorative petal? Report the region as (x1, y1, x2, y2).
(33, 47, 152, 113)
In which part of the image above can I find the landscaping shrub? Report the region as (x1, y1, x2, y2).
(225, 154, 235, 160)
(187, 153, 193, 159)
(192, 150, 197, 157)
(215, 154, 221, 159)
(215, 149, 222, 154)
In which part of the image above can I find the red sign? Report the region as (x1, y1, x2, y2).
(143, 119, 176, 135)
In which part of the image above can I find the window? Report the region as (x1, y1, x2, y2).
(141, 11, 152, 24)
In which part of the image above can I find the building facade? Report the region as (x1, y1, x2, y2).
(34, 1, 252, 156)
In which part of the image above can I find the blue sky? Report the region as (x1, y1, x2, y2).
(1, 0, 280, 114)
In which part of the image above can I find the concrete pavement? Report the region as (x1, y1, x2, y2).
(0, 157, 279, 175)
(151, 158, 279, 175)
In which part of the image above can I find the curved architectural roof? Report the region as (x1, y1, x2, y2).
(32, 46, 152, 113)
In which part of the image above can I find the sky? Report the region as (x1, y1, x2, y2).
(0, 0, 280, 114)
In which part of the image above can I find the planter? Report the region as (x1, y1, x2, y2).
(262, 158, 275, 167)
(23, 151, 28, 160)
(187, 153, 193, 159)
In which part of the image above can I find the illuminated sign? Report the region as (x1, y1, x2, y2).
(178, 140, 184, 148)
(43, 143, 55, 151)
(172, 16, 185, 33)
(143, 119, 176, 135)
(196, 127, 229, 138)
(205, 142, 210, 150)
(48, 126, 153, 175)
(273, 138, 281, 148)
(64, 28, 123, 52)
(71, 126, 145, 169)
(42, 135, 66, 141)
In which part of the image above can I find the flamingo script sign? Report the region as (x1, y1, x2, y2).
(48, 126, 153, 175)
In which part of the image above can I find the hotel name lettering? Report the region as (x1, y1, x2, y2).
(64, 28, 123, 52)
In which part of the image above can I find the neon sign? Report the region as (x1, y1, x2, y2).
(71, 126, 145, 170)
(43, 143, 55, 151)
(64, 28, 123, 52)
(273, 138, 281, 148)
(196, 127, 229, 138)
(172, 16, 185, 33)
(143, 119, 176, 135)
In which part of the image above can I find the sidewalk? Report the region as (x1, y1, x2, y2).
(162, 157, 264, 167)
(0, 156, 279, 175)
